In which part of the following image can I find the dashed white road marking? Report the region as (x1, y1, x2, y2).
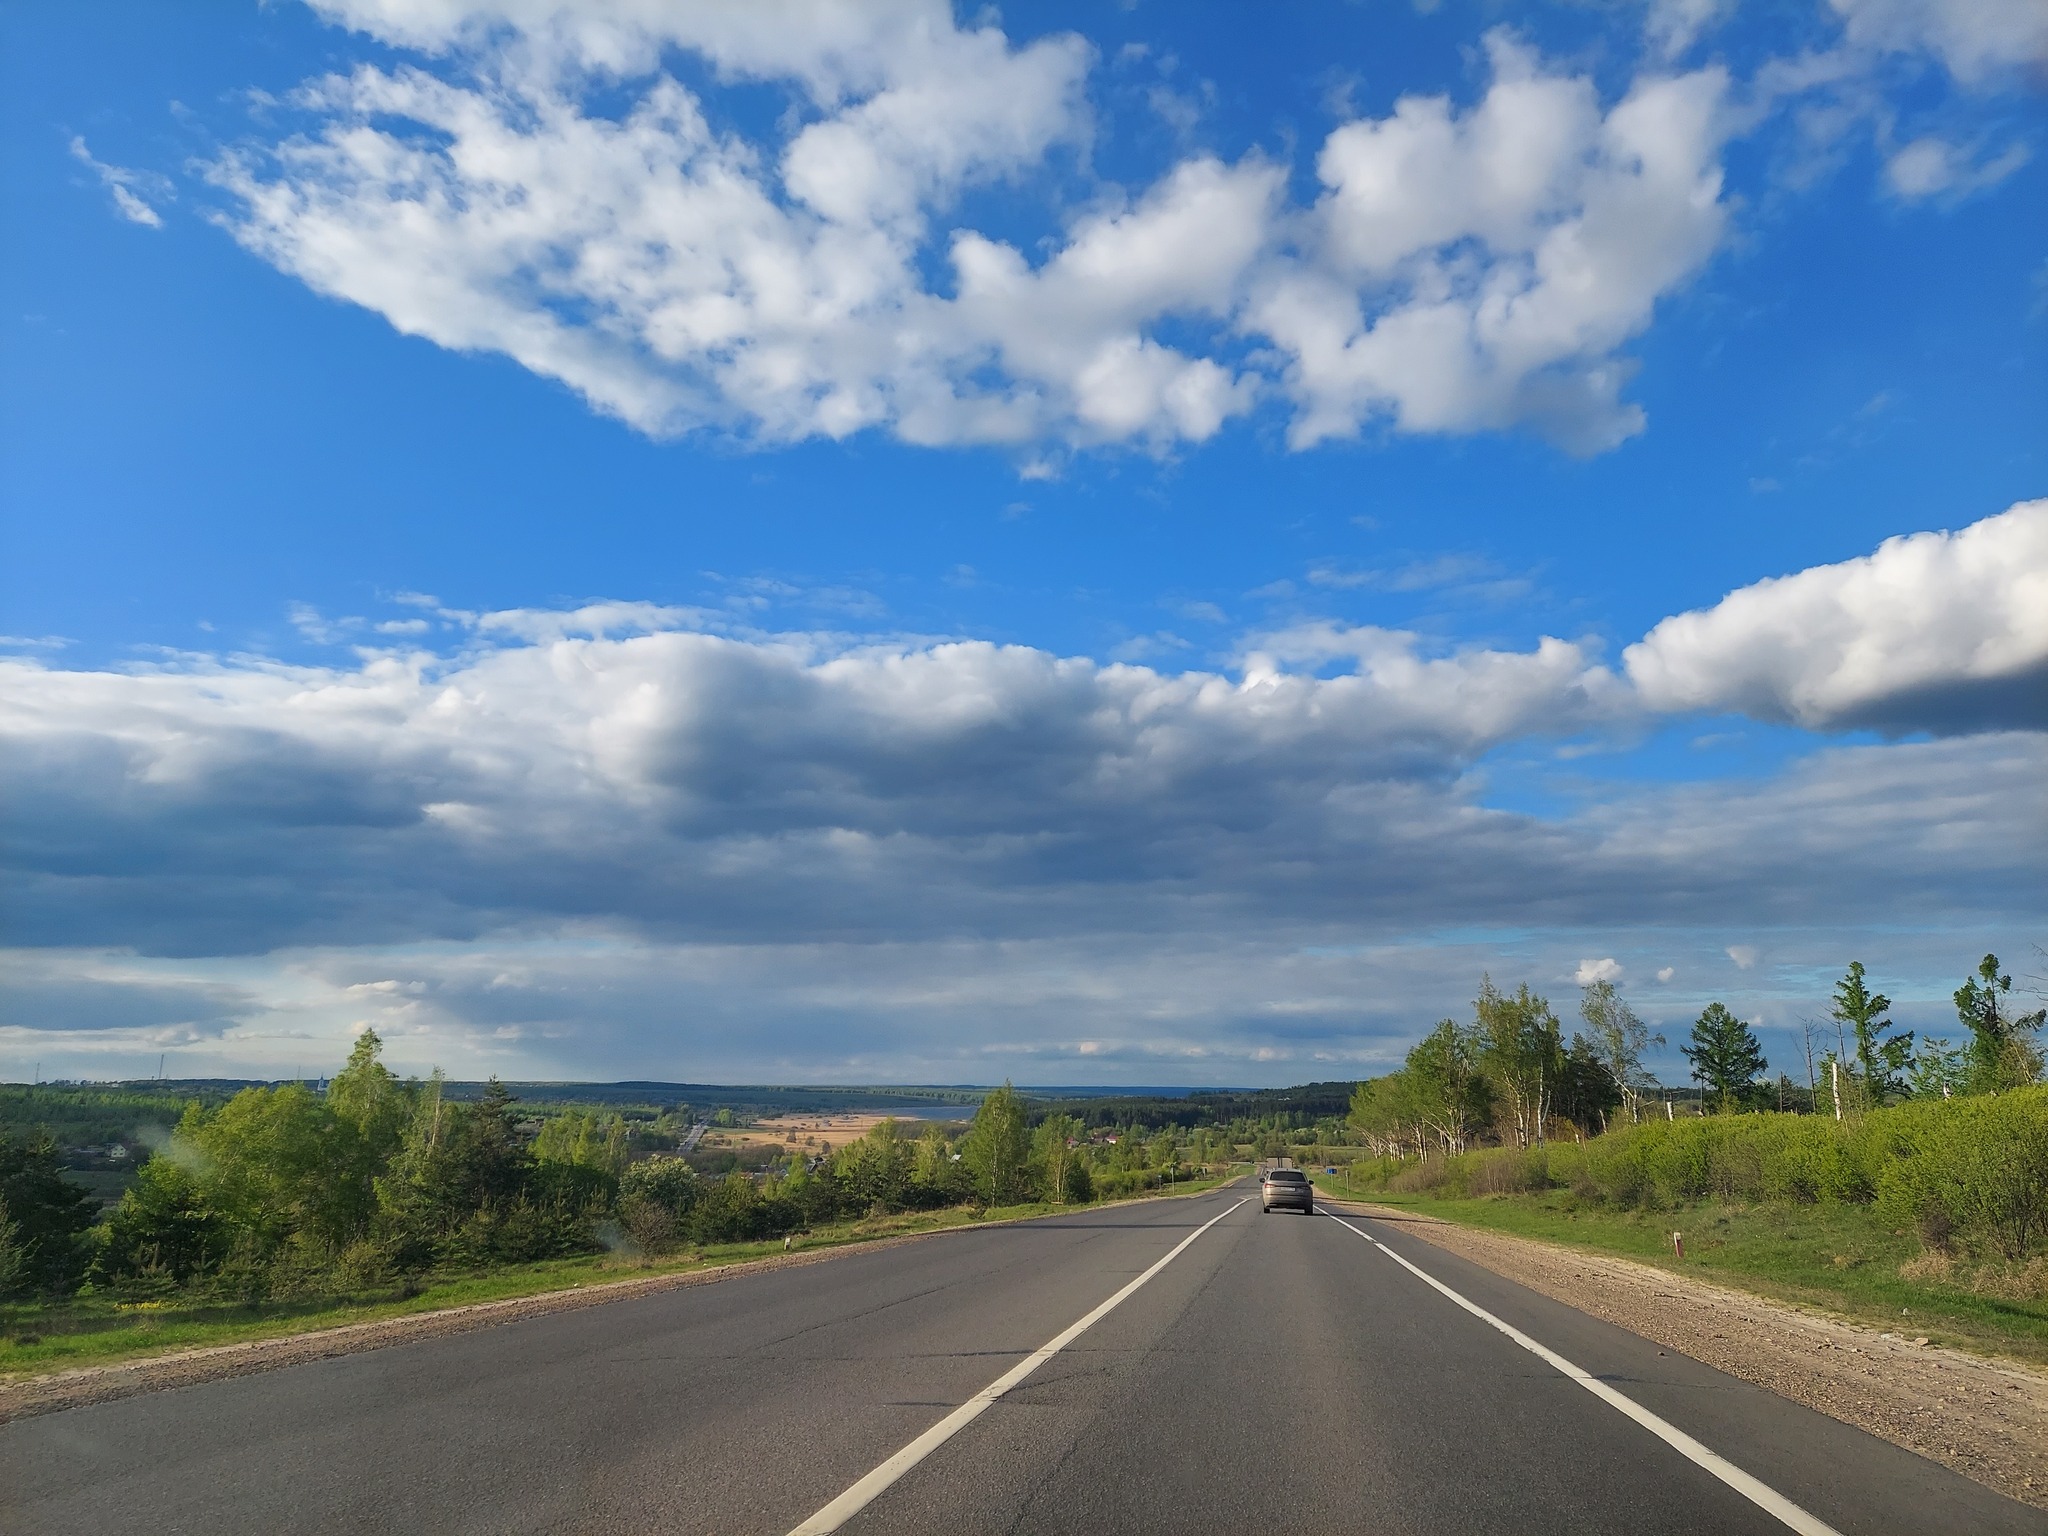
(784, 1196, 1249, 1535)
(1319, 1207, 1843, 1536)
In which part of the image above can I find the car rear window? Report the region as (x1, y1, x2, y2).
(1266, 1170, 1306, 1182)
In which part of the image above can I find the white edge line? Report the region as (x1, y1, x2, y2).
(785, 1196, 1249, 1535)
(1319, 1207, 1843, 1536)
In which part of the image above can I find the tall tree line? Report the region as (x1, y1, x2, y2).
(1352, 954, 2043, 1155)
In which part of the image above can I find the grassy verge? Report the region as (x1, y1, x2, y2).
(1316, 1174, 2048, 1367)
(0, 1171, 1240, 1382)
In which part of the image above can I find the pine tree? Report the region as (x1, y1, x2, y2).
(1830, 962, 1912, 1105)
(1682, 1003, 1767, 1111)
(1955, 954, 2047, 1092)
(0, 1133, 98, 1295)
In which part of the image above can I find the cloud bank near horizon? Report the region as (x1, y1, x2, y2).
(4, 502, 2042, 1082)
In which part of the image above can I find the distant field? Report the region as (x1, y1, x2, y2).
(740, 1110, 958, 1153)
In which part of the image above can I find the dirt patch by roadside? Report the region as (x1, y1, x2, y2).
(1334, 1199, 2048, 1512)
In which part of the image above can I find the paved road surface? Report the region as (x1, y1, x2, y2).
(4, 1185, 2038, 1534)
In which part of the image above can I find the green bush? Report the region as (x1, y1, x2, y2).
(1091, 1168, 1164, 1200)
(89, 1155, 225, 1291)
(1359, 1088, 2048, 1263)
(1872, 1090, 2048, 1261)
(0, 1132, 99, 1296)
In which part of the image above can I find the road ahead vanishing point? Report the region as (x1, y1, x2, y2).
(5, 1186, 2038, 1535)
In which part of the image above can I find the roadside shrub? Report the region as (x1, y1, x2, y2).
(1469, 1147, 1549, 1196)
(689, 1172, 804, 1244)
(333, 1237, 392, 1289)
(437, 1197, 597, 1270)
(1091, 1169, 1162, 1200)
(617, 1195, 679, 1256)
(1361, 1088, 2048, 1271)
(89, 1155, 225, 1290)
(1873, 1087, 2048, 1262)
(619, 1155, 699, 1220)
(1063, 1160, 1094, 1204)
(1387, 1158, 1456, 1195)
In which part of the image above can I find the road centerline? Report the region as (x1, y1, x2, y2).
(1317, 1206, 1843, 1536)
(783, 1195, 1248, 1536)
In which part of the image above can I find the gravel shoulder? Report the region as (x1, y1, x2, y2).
(1334, 1197, 2048, 1512)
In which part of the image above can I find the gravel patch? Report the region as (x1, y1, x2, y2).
(1339, 1200, 2048, 1512)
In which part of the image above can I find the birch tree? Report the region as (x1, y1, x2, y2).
(1475, 978, 1563, 1146)
(1578, 979, 1662, 1123)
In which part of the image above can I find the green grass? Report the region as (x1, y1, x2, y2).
(0, 1171, 1240, 1382)
(1317, 1172, 2048, 1366)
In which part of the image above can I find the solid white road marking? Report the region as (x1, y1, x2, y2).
(784, 1196, 1250, 1535)
(1319, 1208, 1844, 1536)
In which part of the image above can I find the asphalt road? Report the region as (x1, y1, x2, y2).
(4, 1185, 2039, 1534)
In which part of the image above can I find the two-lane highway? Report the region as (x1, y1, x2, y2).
(4, 1185, 2038, 1534)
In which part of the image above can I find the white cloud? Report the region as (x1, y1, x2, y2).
(1575, 956, 1624, 984)
(4, 705, 2037, 1080)
(1828, 0, 2048, 84)
(1726, 944, 1759, 968)
(1248, 34, 1731, 454)
(1644, 0, 1733, 59)
(1884, 136, 2029, 200)
(211, 5, 1107, 446)
(69, 137, 170, 228)
(1625, 500, 2048, 733)
(5, 551, 2044, 1078)
(202, 10, 1735, 456)
(1239, 622, 1622, 746)
(1656, 966, 1676, 982)
(7, 553, 2042, 964)
(6, 511, 2037, 1003)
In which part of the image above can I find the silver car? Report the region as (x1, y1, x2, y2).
(1260, 1167, 1314, 1215)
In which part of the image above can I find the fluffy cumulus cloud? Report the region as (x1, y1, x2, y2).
(198, 4, 1741, 454)
(1250, 35, 1729, 453)
(5, 507, 2045, 1078)
(1625, 499, 2048, 732)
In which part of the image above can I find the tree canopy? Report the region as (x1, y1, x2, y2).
(1682, 1003, 1768, 1110)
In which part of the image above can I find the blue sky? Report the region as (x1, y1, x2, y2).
(3, 0, 2043, 1087)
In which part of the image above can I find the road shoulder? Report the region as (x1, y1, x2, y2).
(1325, 1197, 2048, 1512)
